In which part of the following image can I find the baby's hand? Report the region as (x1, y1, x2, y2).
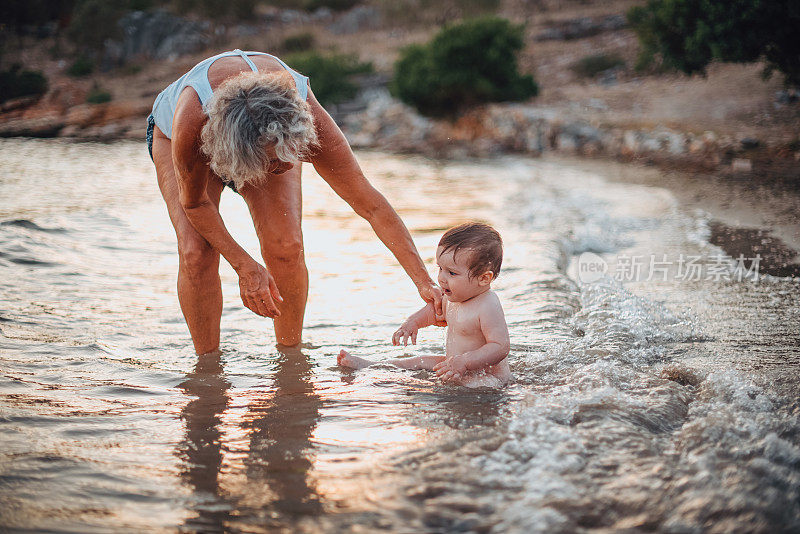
(433, 354, 468, 382)
(392, 322, 418, 346)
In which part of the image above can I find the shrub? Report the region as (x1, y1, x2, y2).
(571, 53, 625, 79)
(391, 17, 538, 116)
(0, 65, 48, 103)
(67, 56, 95, 77)
(284, 52, 372, 106)
(282, 32, 315, 53)
(628, 0, 800, 86)
(86, 87, 112, 104)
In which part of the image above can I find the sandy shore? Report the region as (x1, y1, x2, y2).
(553, 154, 800, 277)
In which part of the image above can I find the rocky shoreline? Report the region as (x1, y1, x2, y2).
(1, 81, 798, 179)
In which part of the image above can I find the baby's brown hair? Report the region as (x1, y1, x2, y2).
(438, 222, 503, 279)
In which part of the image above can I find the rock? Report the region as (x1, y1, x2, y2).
(687, 134, 707, 154)
(279, 9, 309, 24)
(312, 7, 333, 21)
(731, 158, 752, 172)
(342, 88, 433, 152)
(740, 137, 760, 150)
(655, 128, 687, 154)
(65, 105, 106, 128)
(1, 95, 41, 113)
(560, 121, 602, 149)
(104, 10, 210, 67)
(774, 89, 799, 105)
(329, 6, 381, 35)
(0, 116, 64, 137)
(599, 14, 627, 31)
(598, 68, 620, 86)
(231, 24, 260, 37)
(38, 80, 88, 113)
(587, 98, 608, 111)
(534, 14, 627, 41)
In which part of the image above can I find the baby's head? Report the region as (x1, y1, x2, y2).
(436, 223, 503, 301)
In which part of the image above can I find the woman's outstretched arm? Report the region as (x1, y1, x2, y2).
(306, 89, 443, 316)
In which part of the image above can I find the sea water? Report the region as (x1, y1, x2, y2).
(0, 139, 798, 532)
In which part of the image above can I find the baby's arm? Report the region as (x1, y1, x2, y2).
(392, 301, 445, 346)
(434, 296, 510, 381)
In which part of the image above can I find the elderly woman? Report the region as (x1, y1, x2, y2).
(147, 49, 442, 355)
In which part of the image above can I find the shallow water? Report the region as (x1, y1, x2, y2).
(0, 139, 798, 533)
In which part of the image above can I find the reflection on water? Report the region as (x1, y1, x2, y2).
(178, 348, 323, 531)
(178, 351, 233, 530)
(238, 348, 322, 523)
(1, 139, 798, 532)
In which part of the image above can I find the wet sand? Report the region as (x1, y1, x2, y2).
(552, 154, 800, 278)
(553, 154, 800, 403)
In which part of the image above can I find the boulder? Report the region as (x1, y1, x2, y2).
(0, 115, 64, 137)
(329, 6, 381, 35)
(740, 137, 760, 150)
(534, 14, 626, 41)
(104, 10, 210, 67)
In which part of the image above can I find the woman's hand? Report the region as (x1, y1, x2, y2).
(417, 281, 445, 325)
(238, 261, 283, 318)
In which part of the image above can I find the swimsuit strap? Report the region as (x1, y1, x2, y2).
(235, 49, 259, 72)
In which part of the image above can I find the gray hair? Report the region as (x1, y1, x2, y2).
(200, 71, 317, 189)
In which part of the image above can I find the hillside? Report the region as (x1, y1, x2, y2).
(1, 0, 798, 172)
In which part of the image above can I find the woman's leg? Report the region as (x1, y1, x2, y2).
(239, 164, 307, 346)
(152, 130, 225, 355)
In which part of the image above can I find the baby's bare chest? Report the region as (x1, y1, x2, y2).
(445, 303, 483, 339)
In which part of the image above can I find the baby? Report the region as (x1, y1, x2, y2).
(338, 222, 511, 387)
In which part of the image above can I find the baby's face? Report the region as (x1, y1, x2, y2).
(436, 246, 490, 303)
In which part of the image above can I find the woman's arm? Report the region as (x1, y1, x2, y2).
(171, 95, 282, 318)
(307, 90, 443, 316)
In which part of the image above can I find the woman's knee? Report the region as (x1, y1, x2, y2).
(178, 239, 219, 281)
(262, 234, 305, 266)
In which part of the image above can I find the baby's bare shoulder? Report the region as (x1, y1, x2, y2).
(476, 290, 505, 317)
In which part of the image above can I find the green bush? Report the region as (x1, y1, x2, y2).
(571, 53, 625, 79)
(0, 65, 48, 103)
(628, 0, 800, 85)
(282, 32, 315, 53)
(391, 17, 538, 116)
(67, 56, 95, 77)
(285, 52, 372, 106)
(86, 87, 112, 104)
